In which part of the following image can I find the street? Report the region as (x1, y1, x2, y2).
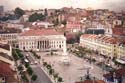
(32, 65, 53, 83)
(22, 52, 53, 83)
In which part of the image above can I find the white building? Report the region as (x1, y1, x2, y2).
(17, 28, 66, 53)
(32, 21, 54, 28)
(0, 32, 19, 47)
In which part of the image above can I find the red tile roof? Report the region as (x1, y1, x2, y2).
(66, 21, 82, 29)
(75, 80, 105, 83)
(81, 34, 118, 44)
(0, 61, 15, 77)
(112, 28, 125, 36)
(20, 28, 62, 36)
(103, 67, 125, 78)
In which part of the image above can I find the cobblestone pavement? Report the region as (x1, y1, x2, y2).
(37, 52, 105, 83)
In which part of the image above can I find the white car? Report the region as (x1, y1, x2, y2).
(26, 54, 29, 56)
(34, 61, 38, 64)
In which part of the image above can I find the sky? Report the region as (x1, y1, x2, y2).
(0, 0, 125, 11)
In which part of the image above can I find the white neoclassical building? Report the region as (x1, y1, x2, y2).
(17, 28, 67, 53)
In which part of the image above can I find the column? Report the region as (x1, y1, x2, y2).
(63, 40, 67, 55)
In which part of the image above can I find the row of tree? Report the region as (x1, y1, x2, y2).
(43, 61, 63, 83)
(12, 49, 38, 83)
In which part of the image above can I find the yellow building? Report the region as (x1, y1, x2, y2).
(80, 34, 123, 58)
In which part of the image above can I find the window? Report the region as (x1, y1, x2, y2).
(2, 77, 5, 80)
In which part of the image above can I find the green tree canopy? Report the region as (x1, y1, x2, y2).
(58, 77, 63, 82)
(27, 67, 33, 76)
(31, 74, 38, 81)
(29, 13, 45, 22)
(14, 7, 25, 19)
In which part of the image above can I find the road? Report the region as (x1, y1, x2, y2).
(32, 65, 53, 83)
(21, 52, 53, 83)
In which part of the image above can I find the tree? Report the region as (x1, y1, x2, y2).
(53, 73, 59, 80)
(14, 7, 25, 19)
(29, 13, 45, 22)
(75, 31, 83, 43)
(12, 49, 19, 61)
(43, 62, 47, 67)
(21, 74, 29, 82)
(27, 67, 33, 76)
(57, 77, 63, 83)
(31, 74, 38, 83)
(49, 69, 54, 75)
(46, 64, 51, 69)
(25, 63, 29, 68)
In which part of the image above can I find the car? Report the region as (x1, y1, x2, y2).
(26, 54, 29, 56)
(34, 61, 38, 64)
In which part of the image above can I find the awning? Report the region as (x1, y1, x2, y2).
(116, 59, 125, 64)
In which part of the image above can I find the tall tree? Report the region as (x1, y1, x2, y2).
(14, 7, 25, 19)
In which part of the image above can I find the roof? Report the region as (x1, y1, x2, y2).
(0, 61, 15, 77)
(112, 28, 125, 36)
(0, 43, 10, 50)
(103, 67, 125, 78)
(6, 76, 19, 83)
(0, 28, 21, 34)
(0, 52, 13, 61)
(80, 34, 119, 44)
(20, 28, 63, 36)
(75, 80, 105, 83)
(66, 21, 82, 29)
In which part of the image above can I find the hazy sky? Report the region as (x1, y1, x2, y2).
(0, 0, 125, 11)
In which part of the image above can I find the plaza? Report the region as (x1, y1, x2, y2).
(37, 51, 105, 83)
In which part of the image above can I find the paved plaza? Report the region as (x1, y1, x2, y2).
(37, 52, 105, 83)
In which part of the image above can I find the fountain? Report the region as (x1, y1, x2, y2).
(61, 45, 70, 65)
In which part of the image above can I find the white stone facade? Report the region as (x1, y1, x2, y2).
(0, 33, 18, 46)
(18, 35, 66, 52)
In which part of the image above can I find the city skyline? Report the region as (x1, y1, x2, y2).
(0, 0, 125, 11)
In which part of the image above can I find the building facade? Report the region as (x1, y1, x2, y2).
(80, 34, 125, 58)
(17, 28, 66, 53)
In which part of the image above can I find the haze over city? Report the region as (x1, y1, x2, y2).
(0, 0, 125, 83)
(0, 0, 125, 11)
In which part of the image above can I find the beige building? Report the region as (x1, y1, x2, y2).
(80, 34, 122, 58)
(0, 43, 12, 56)
(0, 28, 21, 47)
(0, 43, 14, 66)
(17, 28, 67, 54)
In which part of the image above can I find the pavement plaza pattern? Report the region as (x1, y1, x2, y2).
(37, 52, 105, 83)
